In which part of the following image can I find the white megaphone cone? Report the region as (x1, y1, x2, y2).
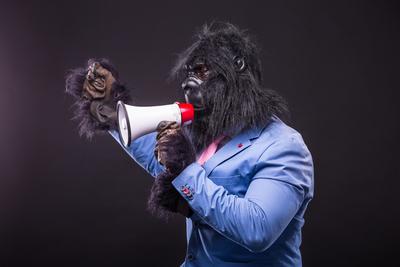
(117, 101, 194, 147)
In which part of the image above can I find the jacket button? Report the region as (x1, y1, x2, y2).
(187, 254, 194, 261)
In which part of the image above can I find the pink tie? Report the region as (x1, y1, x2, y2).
(197, 136, 225, 165)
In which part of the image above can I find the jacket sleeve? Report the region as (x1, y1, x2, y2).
(171, 135, 313, 253)
(109, 130, 165, 177)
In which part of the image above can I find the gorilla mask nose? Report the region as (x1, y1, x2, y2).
(182, 76, 203, 91)
(182, 76, 205, 110)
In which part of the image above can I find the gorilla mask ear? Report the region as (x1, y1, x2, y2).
(233, 56, 246, 72)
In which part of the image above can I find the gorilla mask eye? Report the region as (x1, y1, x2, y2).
(233, 56, 246, 72)
(188, 63, 209, 81)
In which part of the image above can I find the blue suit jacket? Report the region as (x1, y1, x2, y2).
(110, 117, 314, 267)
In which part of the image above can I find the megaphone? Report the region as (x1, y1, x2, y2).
(117, 101, 194, 147)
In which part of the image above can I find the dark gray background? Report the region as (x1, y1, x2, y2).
(0, 0, 399, 266)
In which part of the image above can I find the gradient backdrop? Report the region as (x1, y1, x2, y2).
(0, 1, 399, 266)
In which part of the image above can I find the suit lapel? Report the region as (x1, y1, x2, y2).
(203, 127, 263, 176)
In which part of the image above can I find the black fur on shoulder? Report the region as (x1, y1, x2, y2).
(172, 22, 289, 151)
(65, 58, 131, 138)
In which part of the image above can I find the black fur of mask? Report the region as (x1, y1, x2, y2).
(172, 22, 289, 152)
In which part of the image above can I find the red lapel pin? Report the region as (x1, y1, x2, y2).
(237, 143, 243, 148)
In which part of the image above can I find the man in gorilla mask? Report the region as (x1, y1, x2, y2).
(66, 22, 314, 267)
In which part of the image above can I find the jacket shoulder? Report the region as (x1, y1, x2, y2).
(257, 118, 309, 152)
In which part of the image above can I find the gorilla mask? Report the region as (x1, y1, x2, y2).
(172, 22, 289, 152)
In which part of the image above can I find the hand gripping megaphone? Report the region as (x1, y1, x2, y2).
(116, 101, 194, 147)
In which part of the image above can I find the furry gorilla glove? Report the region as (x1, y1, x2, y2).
(155, 121, 196, 174)
(65, 58, 131, 138)
(148, 121, 196, 219)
